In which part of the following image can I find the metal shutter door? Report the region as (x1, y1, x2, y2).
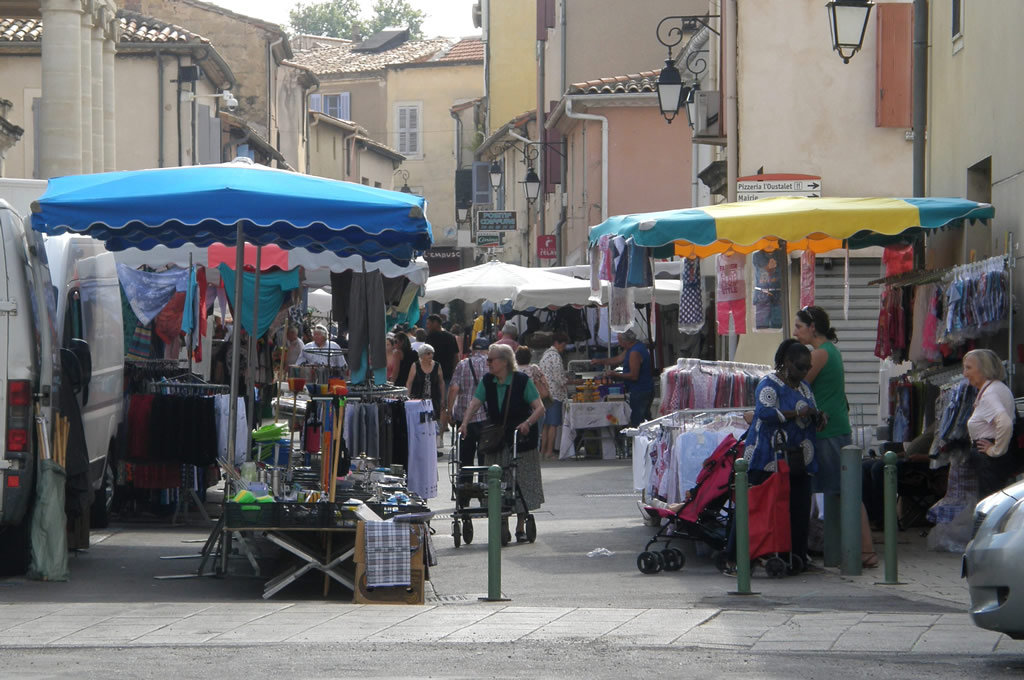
(814, 257, 882, 431)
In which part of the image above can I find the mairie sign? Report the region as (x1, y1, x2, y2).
(736, 173, 822, 202)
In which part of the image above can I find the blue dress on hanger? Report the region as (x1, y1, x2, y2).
(743, 372, 819, 474)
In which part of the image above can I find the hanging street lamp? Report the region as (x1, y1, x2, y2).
(826, 0, 874, 64)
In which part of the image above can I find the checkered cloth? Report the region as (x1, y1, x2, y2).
(927, 457, 978, 524)
(364, 521, 410, 587)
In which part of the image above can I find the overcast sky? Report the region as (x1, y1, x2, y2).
(205, 0, 479, 38)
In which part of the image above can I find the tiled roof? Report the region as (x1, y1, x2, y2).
(118, 11, 209, 44)
(290, 37, 454, 76)
(569, 70, 660, 95)
(0, 12, 209, 44)
(435, 37, 483, 63)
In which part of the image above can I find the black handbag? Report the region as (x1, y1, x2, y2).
(478, 385, 512, 458)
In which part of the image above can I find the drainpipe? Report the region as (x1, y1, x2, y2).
(725, 0, 737, 202)
(268, 36, 284, 159)
(305, 82, 320, 174)
(175, 55, 183, 167)
(156, 50, 164, 167)
(565, 97, 607, 223)
(450, 107, 463, 168)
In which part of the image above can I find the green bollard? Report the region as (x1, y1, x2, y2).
(732, 458, 752, 595)
(486, 464, 503, 601)
(881, 451, 901, 585)
(823, 494, 841, 567)
(840, 445, 863, 576)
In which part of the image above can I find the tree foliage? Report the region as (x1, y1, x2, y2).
(361, 0, 426, 39)
(288, 0, 426, 40)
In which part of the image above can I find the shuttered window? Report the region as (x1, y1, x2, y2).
(876, 2, 913, 128)
(309, 92, 351, 120)
(395, 103, 422, 158)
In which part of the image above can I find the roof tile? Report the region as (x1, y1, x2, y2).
(568, 70, 660, 95)
(290, 37, 454, 76)
(0, 12, 209, 44)
(436, 37, 483, 62)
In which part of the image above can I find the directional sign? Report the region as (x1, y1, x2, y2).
(476, 232, 503, 247)
(736, 173, 822, 202)
(477, 210, 517, 231)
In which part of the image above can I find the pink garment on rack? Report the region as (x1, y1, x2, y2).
(800, 250, 815, 309)
(663, 370, 679, 415)
(921, 285, 942, 362)
(691, 369, 718, 409)
(599, 235, 614, 281)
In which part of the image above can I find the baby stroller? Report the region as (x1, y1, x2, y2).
(637, 434, 742, 574)
(448, 430, 534, 547)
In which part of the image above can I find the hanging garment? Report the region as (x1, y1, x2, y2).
(154, 292, 186, 345)
(214, 395, 249, 466)
(217, 264, 301, 338)
(331, 270, 388, 377)
(625, 239, 653, 288)
(608, 284, 634, 333)
(752, 249, 785, 331)
(883, 244, 914, 276)
(117, 264, 189, 325)
(716, 252, 746, 335)
(799, 250, 816, 309)
(404, 399, 437, 499)
(678, 257, 704, 333)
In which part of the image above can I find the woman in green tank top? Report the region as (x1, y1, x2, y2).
(794, 306, 878, 568)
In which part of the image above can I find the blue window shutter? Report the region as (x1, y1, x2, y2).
(340, 92, 351, 121)
(309, 93, 322, 112)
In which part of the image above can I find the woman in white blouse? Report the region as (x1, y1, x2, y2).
(963, 349, 1018, 498)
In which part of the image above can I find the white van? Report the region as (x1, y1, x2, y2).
(0, 187, 124, 573)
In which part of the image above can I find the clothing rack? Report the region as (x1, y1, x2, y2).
(146, 380, 231, 395)
(675, 357, 771, 374)
(623, 406, 750, 436)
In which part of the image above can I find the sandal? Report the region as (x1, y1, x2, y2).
(862, 552, 880, 569)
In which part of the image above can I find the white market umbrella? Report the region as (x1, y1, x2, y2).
(421, 259, 594, 309)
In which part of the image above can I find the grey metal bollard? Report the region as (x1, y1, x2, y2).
(882, 451, 900, 584)
(840, 445, 863, 576)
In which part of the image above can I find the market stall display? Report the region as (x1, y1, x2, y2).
(30, 158, 433, 595)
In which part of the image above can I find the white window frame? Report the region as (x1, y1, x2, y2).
(394, 102, 423, 160)
(952, 0, 964, 55)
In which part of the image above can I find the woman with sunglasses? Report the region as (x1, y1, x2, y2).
(459, 343, 546, 543)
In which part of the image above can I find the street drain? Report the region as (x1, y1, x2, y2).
(429, 594, 471, 603)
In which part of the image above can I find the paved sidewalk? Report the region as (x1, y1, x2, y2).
(0, 600, 1019, 653)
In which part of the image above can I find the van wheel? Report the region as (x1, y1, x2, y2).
(90, 450, 115, 529)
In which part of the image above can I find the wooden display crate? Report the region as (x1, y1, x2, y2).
(353, 521, 426, 605)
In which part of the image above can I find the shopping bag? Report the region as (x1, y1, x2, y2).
(747, 460, 792, 560)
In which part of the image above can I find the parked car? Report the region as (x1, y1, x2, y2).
(963, 478, 1024, 639)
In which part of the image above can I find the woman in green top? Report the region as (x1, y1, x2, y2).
(460, 343, 546, 543)
(794, 306, 878, 568)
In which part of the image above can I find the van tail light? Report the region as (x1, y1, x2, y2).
(6, 380, 31, 458)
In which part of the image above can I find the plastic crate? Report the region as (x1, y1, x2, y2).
(225, 502, 278, 527)
(278, 502, 359, 529)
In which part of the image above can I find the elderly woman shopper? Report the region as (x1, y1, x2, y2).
(407, 343, 446, 429)
(459, 343, 546, 542)
(963, 349, 1018, 498)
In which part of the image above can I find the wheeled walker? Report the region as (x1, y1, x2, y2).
(448, 430, 535, 547)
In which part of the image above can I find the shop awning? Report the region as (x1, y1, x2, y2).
(30, 158, 433, 265)
(588, 196, 995, 257)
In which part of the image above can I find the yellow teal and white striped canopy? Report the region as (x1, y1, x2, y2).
(588, 196, 995, 258)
